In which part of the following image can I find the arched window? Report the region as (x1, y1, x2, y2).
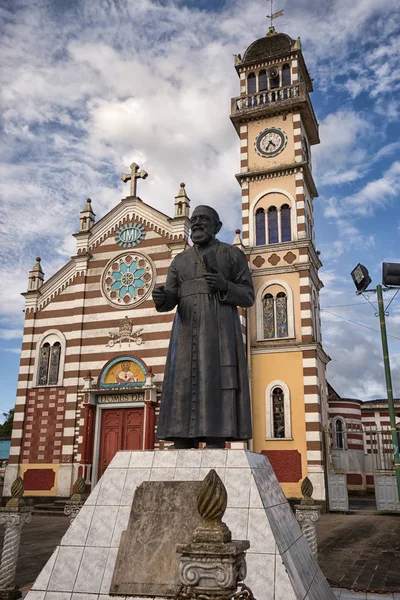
(280, 204, 291, 242)
(247, 72, 256, 94)
(35, 331, 66, 386)
(259, 70, 268, 91)
(262, 291, 288, 339)
(269, 68, 279, 89)
(255, 208, 266, 246)
(268, 207, 278, 244)
(282, 63, 291, 86)
(265, 380, 292, 439)
(334, 418, 345, 449)
(272, 387, 285, 438)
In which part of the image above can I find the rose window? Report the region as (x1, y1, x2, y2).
(101, 252, 154, 309)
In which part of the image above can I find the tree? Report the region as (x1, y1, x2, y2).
(0, 409, 14, 437)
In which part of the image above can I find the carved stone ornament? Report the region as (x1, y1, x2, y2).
(283, 251, 296, 265)
(252, 256, 265, 268)
(268, 253, 280, 266)
(107, 316, 144, 347)
(176, 470, 251, 598)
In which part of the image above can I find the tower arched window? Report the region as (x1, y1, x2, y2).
(282, 63, 291, 86)
(259, 70, 268, 91)
(268, 207, 279, 244)
(269, 68, 279, 89)
(265, 380, 292, 439)
(35, 330, 66, 387)
(280, 204, 291, 242)
(247, 72, 256, 94)
(263, 291, 288, 339)
(272, 387, 285, 438)
(255, 208, 266, 246)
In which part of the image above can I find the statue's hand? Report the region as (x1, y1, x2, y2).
(152, 286, 166, 306)
(204, 271, 228, 293)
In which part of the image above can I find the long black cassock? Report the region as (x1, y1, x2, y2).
(156, 240, 254, 441)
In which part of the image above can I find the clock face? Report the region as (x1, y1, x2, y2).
(255, 128, 287, 158)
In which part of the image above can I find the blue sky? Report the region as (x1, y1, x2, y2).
(1, 0, 400, 416)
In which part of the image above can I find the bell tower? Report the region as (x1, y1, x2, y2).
(231, 27, 330, 501)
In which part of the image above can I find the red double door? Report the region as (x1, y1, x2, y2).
(98, 408, 143, 478)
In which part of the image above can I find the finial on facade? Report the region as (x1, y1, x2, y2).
(28, 257, 44, 291)
(71, 476, 86, 501)
(300, 476, 315, 506)
(266, 26, 277, 37)
(121, 162, 148, 197)
(6, 476, 25, 507)
(232, 229, 245, 251)
(174, 182, 190, 218)
(79, 197, 96, 233)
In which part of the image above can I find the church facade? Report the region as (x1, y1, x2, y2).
(5, 27, 330, 502)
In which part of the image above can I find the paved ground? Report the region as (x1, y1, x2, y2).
(317, 513, 400, 593)
(3, 512, 400, 595)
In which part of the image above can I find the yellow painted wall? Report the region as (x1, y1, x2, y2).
(248, 114, 294, 171)
(18, 463, 59, 496)
(251, 351, 307, 497)
(249, 175, 297, 205)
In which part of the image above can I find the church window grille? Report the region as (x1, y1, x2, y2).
(247, 72, 256, 94)
(272, 387, 285, 438)
(259, 70, 268, 91)
(37, 343, 51, 386)
(262, 291, 288, 339)
(268, 207, 279, 244)
(282, 64, 291, 86)
(255, 208, 266, 245)
(280, 204, 291, 242)
(263, 294, 275, 339)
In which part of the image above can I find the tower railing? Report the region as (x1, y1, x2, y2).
(230, 81, 319, 133)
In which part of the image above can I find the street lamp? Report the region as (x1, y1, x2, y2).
(351, 263, 400, 507)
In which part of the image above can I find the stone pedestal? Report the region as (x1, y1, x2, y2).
(0, 506, 32, 600)
(24, 450, 336, 600)
(295, 505, 321, 560)
(64, 500, 85, 523)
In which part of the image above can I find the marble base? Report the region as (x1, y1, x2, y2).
(25, 450, 335, 600)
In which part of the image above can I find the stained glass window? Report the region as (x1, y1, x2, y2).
(247, 72, 256, 94)
(263, 294, 275, 339)
(48, 342, 61, 385)
(282, 64, 291, 86)
(276, 292, 288, 338)
(37, 343, 50, 386)
(281, 204, 291, 242)
(255, 208, 266, 246)
(259, 70, 268, 91)
(272, 387, 285, 438)
(268, 207, 279, 244)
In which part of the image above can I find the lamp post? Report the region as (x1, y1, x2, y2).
(351, 263, 400, 507)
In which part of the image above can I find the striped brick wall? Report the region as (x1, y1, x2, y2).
(302, 350, 323, 467)
(240, 123, 249, 246)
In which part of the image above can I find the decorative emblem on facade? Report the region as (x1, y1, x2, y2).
(100, 356, 146, 388)
(268, 253, 281, 266)
(115, 222, 146, 248)
(107, 316, 144, 347)
(101, 251, 155, 309)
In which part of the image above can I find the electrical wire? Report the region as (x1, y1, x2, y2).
(320, 308, 400, 342)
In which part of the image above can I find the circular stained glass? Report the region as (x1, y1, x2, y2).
(101, 251, 155, 309)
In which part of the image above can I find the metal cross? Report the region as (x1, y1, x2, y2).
(121, 163, 148, 197)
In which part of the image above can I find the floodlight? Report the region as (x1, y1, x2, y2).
(382, 263, 400, 287)
(351, 263, 372, 294)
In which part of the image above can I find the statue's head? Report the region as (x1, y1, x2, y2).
(190, 205, 222, 246)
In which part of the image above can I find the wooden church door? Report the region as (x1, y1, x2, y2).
(98, 408, 143, 478)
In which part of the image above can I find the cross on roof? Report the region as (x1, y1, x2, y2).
(121, 163, 148, 197)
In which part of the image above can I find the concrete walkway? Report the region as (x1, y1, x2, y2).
(2, 512, 400, 596)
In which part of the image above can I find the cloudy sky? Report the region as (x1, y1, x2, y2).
(1, 0, 400, 414)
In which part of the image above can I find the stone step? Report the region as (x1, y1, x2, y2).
(32, 508, 68, 517)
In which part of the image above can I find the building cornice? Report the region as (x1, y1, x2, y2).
(236, 162, 318, 198)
